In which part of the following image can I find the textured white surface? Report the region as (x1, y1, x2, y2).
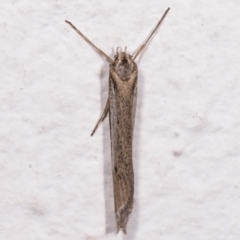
(1, 1, 240, 239)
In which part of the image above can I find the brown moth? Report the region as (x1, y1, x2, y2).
(65, 7, 170, 234)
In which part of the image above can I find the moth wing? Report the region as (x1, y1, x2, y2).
(109, 71, 137, 234)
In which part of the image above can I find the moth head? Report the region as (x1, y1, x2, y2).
(112, 47, 137, 81)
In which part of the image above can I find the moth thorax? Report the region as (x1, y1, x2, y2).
(113, 47, 135, 81)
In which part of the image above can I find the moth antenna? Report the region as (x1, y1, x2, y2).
(65, 20, 113, 63)
(133, 7, 170, 60)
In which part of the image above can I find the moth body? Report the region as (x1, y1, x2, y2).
(109, 48, 137, 233)
(65, 7, 170, 234)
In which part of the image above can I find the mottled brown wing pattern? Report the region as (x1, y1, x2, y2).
(109, 64, 137, 233)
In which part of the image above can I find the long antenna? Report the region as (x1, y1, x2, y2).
(65, 20, 113, 63)
(133, 7, 170, 60)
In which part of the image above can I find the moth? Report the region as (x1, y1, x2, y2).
(65, 7, 170, 234)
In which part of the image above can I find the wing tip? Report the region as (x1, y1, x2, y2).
(116, 199, 134, 234)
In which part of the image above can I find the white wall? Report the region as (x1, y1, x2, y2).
(1, 1, 240, 239)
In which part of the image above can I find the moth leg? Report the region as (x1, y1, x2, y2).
(91, 98, 110, 136)
(65, 20, 113, 63)
(133, 7, 170, 60)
